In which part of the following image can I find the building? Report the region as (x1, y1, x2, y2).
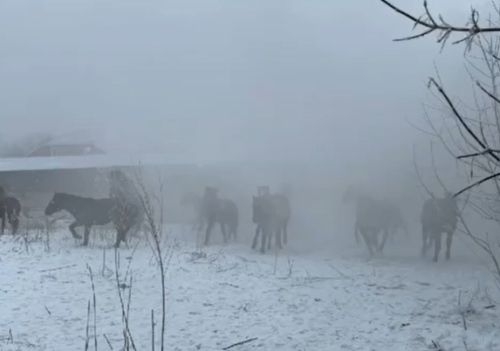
(26, 130, 105, 157)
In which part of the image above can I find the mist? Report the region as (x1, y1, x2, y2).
(0, 0, 473, 159)
(0, 0, 492, 244)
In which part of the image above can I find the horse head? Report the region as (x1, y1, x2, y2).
(45, 192, 64, 216)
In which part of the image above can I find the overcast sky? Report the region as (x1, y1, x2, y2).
(0, 0, 488, 177)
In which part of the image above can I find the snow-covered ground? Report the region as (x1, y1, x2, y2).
(0, 225, 499, 351)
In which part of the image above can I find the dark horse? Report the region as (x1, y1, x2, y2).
(201, 187, 239, 245)
(45, 192, 141, 248)
(420, 193, 458, 262)
(342, 186, 395, 256)
(251, 193, 291, 254)
(354, 198, 407, 245)
(0, 196, 21, 235)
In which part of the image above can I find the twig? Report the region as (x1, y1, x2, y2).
(103, 334, 113, 350)
(87, 264, 98, 351)
(428, 78, 500, 163)
(151, 309, 155, 351)
(84, 300, 91, 351)
(133, 166, 169, 351)
(222, 337, 258, 350)
(379, 0, 494, 46)
(430, 141, 451, 194)
(114, 249, 138, 351)
(327, 263, 349, 279)
(39, 264, 77, 273)
(455, 171, 500, 197)
(458, 148, 500, 159)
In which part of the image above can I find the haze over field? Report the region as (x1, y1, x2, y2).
(0, 0, 478, 164)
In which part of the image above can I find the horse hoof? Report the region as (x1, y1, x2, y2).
(432, 258, 438, 263)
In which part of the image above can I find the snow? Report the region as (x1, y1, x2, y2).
(0, 226, 499, 351)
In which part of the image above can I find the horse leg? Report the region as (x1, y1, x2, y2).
(120, 222, 131, 245)
(0, 209, 5, 235)
(82, 226, 91, 246)
(275, 226, 283, 250)
(359, 227, 374, 256)
(69, 221, 83, 240)
(231, 222, 238, 242)
(204, 220, 215, 246)
(9, 212, 18, 235)
(433, 231, 442, 263)
(260, 227, 267, 254)
(371, 230, 380, 252)
(251, 225, 260, 249)
(283, 221, 288, 245)
(267, 227, 273, 250)
(421, 226, 428, 257)
(378, 228, 390, 253)
(114, 228, 123, 248)
(219, 222, 228, 244)
(445, 232, 453, 260)
(354, 222, 360, 244)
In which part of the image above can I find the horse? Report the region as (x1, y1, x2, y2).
(45, 192, 141, 248)
(342, 186, 394, 256)
(420, 193, 459, 262)
(200, 187, 239, 245)
(251, 193, 290, 254)
(353, 199, 408, 245)
(0, 196, 21, 235)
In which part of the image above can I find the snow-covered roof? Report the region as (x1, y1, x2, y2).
(0, 153, 208, 173)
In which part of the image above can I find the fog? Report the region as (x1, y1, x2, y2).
(0, 0, 496, 257)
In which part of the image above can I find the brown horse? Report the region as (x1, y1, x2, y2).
(45, 192, 141, 248)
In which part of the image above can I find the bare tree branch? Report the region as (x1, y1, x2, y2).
(379, 0, 496, 47)
(458, 148, 500, 159)
(455, 171, 500, 197)
(428, 78, 500, 162)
